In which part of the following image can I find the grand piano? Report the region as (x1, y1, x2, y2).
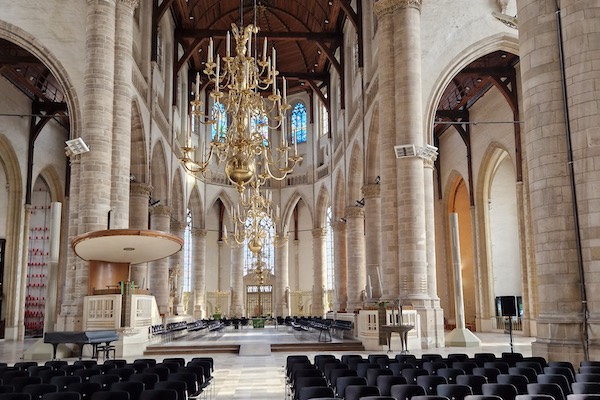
(44, 330, 119, 360)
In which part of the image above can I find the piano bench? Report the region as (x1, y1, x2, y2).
(95, 344, 116, 360)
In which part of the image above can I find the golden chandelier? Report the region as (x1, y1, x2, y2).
(223, 180, 284, 255)
(181, 23, 303, 193)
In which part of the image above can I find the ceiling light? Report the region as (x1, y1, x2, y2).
(324, 19, 329, 24)
(328, 0, 333, 5)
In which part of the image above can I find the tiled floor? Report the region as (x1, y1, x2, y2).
(0, 327, 535, 399)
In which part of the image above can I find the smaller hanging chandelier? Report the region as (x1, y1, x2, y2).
(223, 180, 285, 254)
(180, 22, 303, 193)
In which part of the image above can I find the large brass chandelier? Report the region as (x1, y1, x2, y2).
(180, 22, 303, 193)
(223, 180, 282, 255)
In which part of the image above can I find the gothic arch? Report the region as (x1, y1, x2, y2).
(281, 191, 312, 234)
(314, 185, 330, 228)
(0, 134, 25, 338)
(347, 141, 364, 205)
(424, 34, 520, 144)
(38, 165, 64, 203)
(0, 21, 82, 139)
(171, 171, 185, 223)
(332, 171, 345, 221)
(130, 100, 147, 184)
(188, 185, 204, 229)
(150, 141, 168, 204)
(365, 107, 380, 184)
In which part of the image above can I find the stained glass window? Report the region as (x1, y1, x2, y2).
(211, 102, 227, 140)
(291, 102, 307, 144)
(250, 115, 269, 145)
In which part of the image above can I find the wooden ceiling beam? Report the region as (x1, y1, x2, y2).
(176, 29, 342, 42)
(157, 0, 175, 22)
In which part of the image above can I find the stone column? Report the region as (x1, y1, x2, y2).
(331, 221, 348, 312)
(517, 0, 600, 362)
(192, 228, 207, 319)
(80, 0, 116, 233)
(374, 0, 399, 298)
(274, 234, 290, 317)
(110, 0, 138, 228)
(129, 182, 152, 288)
(230, 244, 244, 317)
(148, 205, 172, 315)
(363, 184, 382, 299)
(312, 228, 327, 317)
(170, 221, 186, 315)
(58, 155, 83, 331)
(422, 155, 445, 347)
(346, 206, 366, 311)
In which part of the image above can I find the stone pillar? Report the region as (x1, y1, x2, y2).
(192, 228, 207, 319)
(230, 244, 244, 317)
(346, 206, 366, 311)
(58, 156, 83, 331)
(331, 221, 348, 312)
(363, 184, 382, 299)
(110, 0, 138, 228)
(374, 0, 399, 298)
(274, 234, 290, 317)
(129, 182, 152, 288)
(312, 228, 327, 317)
(422, 155, 445, 347)
(148, 205, 172, 315)
(80, 0, 116, 233)
(170, 221, 186, 315)
(517, 0, 600, 362)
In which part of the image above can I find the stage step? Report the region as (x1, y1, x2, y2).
(271, 342, 365, 352)
(144, 344, 240, 355)
(143, 341, 364, 355)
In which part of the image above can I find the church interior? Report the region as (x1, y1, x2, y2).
(0, 0, 599, 394)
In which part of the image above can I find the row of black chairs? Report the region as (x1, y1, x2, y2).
(286, 353, 600, 400)
(0, 356, 214, 400)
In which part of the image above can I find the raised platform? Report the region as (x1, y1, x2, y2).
(143, 325, 365, 355)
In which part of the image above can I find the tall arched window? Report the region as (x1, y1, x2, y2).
(183, 209, 192, 292)
(211, 102, 227, 140)
(291, 102, 307, 144)
(326, 207, 335, 290)
(243, 217, 275, 276)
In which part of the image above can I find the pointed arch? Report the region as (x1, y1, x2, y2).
(171, 171, 185, 223)
(0, 134, 24, 338)
(281, 191, 313, 233)
(188, 185, 204, 229)
(365, 106, 380, 184)
(314, 185, 330, 228)
(38, 165, 64, 203)
(347, 141, 363, 204)
(0, 21, 82, 139)
(131, 100, 147, 184)
(333, 171, 345, 221)
(424, 34, 519, 144)
(150, 141, 169, 203)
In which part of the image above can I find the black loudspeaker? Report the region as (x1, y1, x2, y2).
(500, 296, 517, 317)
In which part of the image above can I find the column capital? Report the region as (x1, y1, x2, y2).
(330, 221, 347, 232)
(423, 157, 436, 169)
(345, 206, 365, 219)
(118, 0, 139, 9)
(171, 220, 187, 232)
(191, 228, 207, 237)
(130, 182, 153, 197)
(374, 0, 422, 17)
(362, 184, 381, 199)
(150, 204, 172, 217)
(312, 227, 327, 238)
